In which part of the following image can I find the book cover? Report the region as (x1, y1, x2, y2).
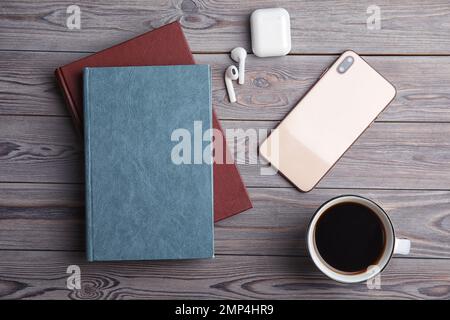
(55, 21, 252, 222)
(84, 65, 213, 261)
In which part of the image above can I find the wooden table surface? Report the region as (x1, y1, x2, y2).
(1, 0, 449, 300)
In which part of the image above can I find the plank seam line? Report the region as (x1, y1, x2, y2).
(0, 114, 72, 119)
(2, 48, 450, 57)
(0, 249, 447, 260)
(0, 181, 84, 185)
(1, 114, 450, 125)
(0, 183, 450, 192)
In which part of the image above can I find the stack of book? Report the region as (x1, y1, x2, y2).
(55, 22, 252, 261)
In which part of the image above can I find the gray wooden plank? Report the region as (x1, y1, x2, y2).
(227, 121, 450, 190)
(0, 207, 83, 251)
(0, 250, 448, 299)
(217, 188, 450, 259)
(2, 51, 450, 122)
(1, 116, 450, 190)
(0, 51, 77, 116)
(1, 1, 450, 54)
(0, 183, 82, 207)
(1, 188, 448, 259)
(208, 55, 450, 122)
(0, 116, 82, 183)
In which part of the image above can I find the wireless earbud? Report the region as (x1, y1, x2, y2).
(231, 47, 247, 85)
(225, 48, 247, 103)
(225, 65, 239, 103)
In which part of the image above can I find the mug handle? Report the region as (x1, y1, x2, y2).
(394, 238, 411, 255)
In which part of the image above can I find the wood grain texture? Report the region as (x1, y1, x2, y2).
(0, 250, 448, 299)
(1, 1, 450, 54)
(0, 183, 83, 207)
(0, 207, 83, 251)
(2, 116, 450, 190)
(0, 116, 82, 183)
(2, 51, 450, 122)
(227, 121, 450, 189)
(0, 51, 78, 116)
(208, 55, 450, 122)
(1, 188, 449, 259)
(1, 0, 450, 301)
(217, 188, 450, 259)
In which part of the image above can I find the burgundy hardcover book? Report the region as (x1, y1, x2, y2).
(55, 21, 252, 221)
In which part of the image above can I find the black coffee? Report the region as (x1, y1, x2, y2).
(314, 201, 386, 273)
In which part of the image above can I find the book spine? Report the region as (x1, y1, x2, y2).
(83, 68, 94, 261)
(208, 65, 215, 259)
(54, 68, 83, 136)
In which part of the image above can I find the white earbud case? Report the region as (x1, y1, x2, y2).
(250, 8, 291, 57)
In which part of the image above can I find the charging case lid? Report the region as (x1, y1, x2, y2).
(250, 8, 291, 57)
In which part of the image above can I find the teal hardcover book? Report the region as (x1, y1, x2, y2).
(83, 65, 213, 261)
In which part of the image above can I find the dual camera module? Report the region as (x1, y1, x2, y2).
(337, 56, 354, 74)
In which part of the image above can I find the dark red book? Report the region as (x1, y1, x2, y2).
(55, 21, 252, 221)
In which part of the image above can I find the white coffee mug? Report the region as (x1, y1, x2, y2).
(307, 195, 411, 283)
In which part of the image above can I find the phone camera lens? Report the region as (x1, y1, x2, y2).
(337, 56, 354, 74)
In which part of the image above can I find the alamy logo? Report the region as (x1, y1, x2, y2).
(66, 265, 81, 290)
(170, 121, 278, 175)
(366, 5, 381, 30)
(171, 121, 214, 165)
(66, 5, 81, 30)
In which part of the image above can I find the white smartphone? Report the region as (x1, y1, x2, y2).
(259, 50, 396, 192)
